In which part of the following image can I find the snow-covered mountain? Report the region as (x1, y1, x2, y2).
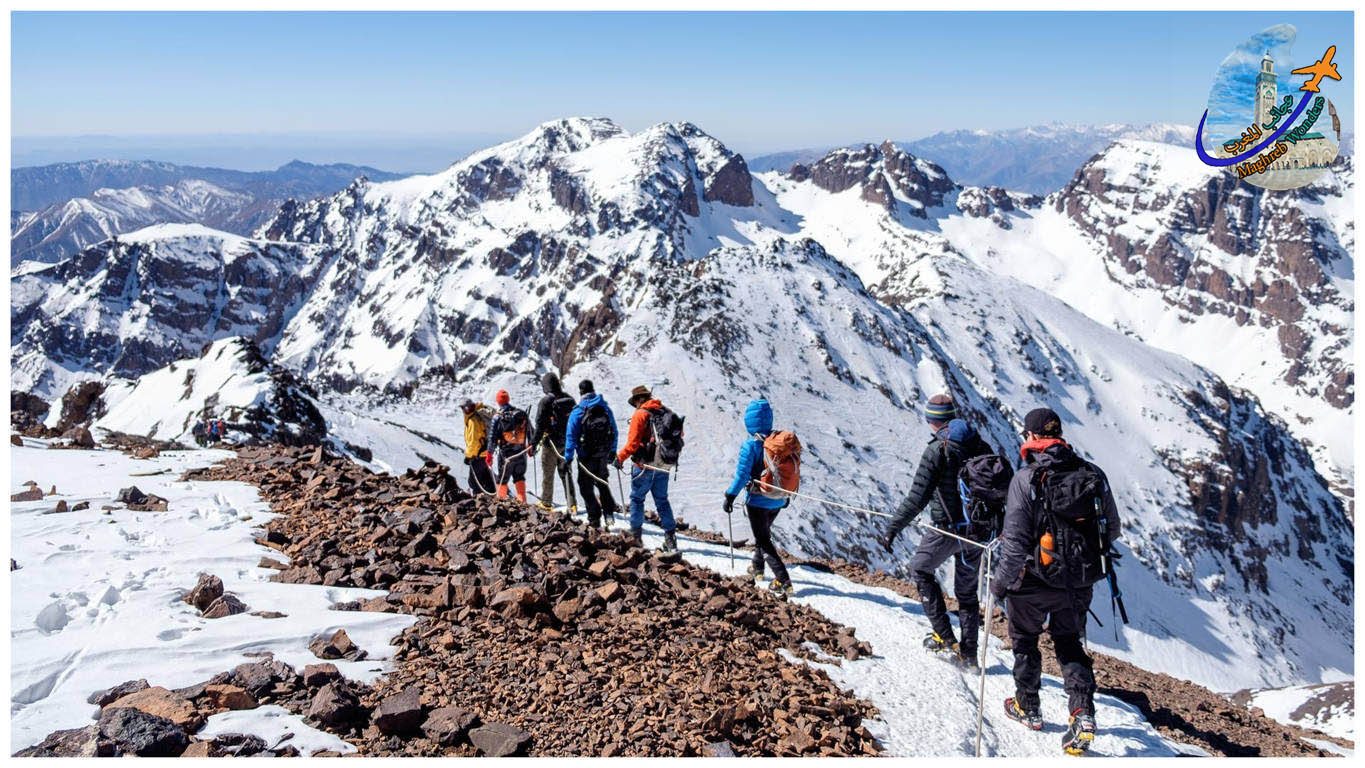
(750, 123, 1197, 194)
(10, 181, 264, 264)
(934, 141, 1354, 506)
(93, 337, 329, 447)
(10, 224, 331, 396)
(11, 158, 404, 212)
(9, 118, 1351, 693)
(10, 159, 406, 265)
(900, 122, 1196, 194)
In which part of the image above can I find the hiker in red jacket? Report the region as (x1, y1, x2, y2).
(615, 385, 683, 551)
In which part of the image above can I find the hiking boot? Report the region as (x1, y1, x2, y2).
(602, 510, 615, 529)
(1062, 710, 1096, 755)
(536, 501, 554, 511)
(769, 579, 793, 600)
(1004, 698, 1044, 731)
(923, 632, 960, 655)
(628, 527, 643, 546)
(745, 565, 764, 583)
(661, 531, 678, 552)
(586, 515, 601, 530)
(958, 647, 980, 672)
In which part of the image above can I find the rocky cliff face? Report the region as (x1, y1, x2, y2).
(10, 224, 330, 396)
(1054, 146, 1353, 409)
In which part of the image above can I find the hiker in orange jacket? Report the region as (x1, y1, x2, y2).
(615, 385, 682, 551)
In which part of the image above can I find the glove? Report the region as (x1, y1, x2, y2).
(613, 457, 624, 471)
(879, 530, 896, 554)
(990, 579, 1008, 603)
(723, 493, 736, 515)
(463, 455, 473, 466)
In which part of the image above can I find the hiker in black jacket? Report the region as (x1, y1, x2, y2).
(991, 407, 1121, 752)
(530, 372, 578, 512)
(879, 394, 992, 668)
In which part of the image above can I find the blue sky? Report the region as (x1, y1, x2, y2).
(11, 11, 1354, 171)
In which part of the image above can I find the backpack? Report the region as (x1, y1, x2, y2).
(547, 393, 575, 443)
(645, 406, 685, 467)
(499, 407, 528, 447)
(957, 454, 1013, 539)
(1030, 459, 1108, 589)
(579, 403, 614, 459)
(750, 431, 802, 500)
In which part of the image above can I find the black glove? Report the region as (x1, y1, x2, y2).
(990, 579, 1008, 603)
(879, 529, 896, 554)
(463, 455, 473, 466)
(723, 493, 736, 515)
(613, 457, 624, 471)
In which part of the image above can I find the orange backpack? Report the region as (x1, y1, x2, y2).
(753, 431, 802, 500)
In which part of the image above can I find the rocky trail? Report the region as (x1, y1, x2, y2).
(12, 441, 1349, 757)
(19, 444, 878, 757)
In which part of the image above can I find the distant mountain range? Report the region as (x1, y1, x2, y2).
(750, 122, 1198, 194)
(10, 159, 406, 263)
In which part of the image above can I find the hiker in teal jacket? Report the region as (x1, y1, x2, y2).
(723, 398, 791, 594)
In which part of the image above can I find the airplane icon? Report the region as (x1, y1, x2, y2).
(1291, 46, 1342, 93)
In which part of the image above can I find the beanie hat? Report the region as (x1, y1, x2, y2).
(628, 385, 652, 406)
(1024, 407, 1063, 437)
(925, 394, 956, 423)
(459, 398, 475, 411)
(495, 389, 510, 407)
(578, 379, 595, 395)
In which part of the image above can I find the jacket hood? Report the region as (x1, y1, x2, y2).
(744, 398, 774, 435)
(944, 418, 975, 444)
(579, 392, 605, 408)
(638, 398, 663, 411)
(541, 372, 561, 395)
(1021, 437, 1074, 466)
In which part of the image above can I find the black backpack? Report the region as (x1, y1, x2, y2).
(957, 454, 1014, 539)
(547, 393, 576, 442)
(1031, 459, 1107, 589)
(645, 406, 685, 466)
(579, 404, 614, 459)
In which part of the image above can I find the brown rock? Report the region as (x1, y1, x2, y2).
(11, 487, 43, 502)
(307, 682, 364, 728)
(422, 706, 478, 746)
(202, 594, 248, 618)
(302, 663, 341, 688)
(469, 722, 531, 756)
(88, 679, 150, 707)
(201, 684, 256, 711)
(308, 628, 364, 660)
(373, 686, 424, 735)
(184, 573, 224, 611)
(595, 580, 623, 602)
(10, 434, 23, 447)
(107, 686, 202, 731)
(179, 740, 219, 757)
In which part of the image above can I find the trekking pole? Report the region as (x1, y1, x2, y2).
(975, 543, 995, 758)
(1095, 498, 1129, 643)
(727, 510, 735, 573)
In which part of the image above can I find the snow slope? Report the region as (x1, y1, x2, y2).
(8, 441, 415, 752)
(1244, 681, 1355, 741)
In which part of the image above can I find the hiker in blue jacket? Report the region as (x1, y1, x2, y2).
(563, 379, 619, 529)
(723, 398, 791, 597)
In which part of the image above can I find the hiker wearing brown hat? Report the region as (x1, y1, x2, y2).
(616, 385, 685, 550)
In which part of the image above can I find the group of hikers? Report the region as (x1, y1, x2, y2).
(457, 379, 1121, 754)
(191, 417, 227, 447)
(458, 375, 686, 552)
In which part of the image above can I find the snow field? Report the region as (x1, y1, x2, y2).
(9, 441, 415, 753)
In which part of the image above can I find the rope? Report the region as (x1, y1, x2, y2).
(749, 479, 995, 551)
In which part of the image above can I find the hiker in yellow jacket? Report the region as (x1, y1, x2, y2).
(460, 399, 496, 495)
